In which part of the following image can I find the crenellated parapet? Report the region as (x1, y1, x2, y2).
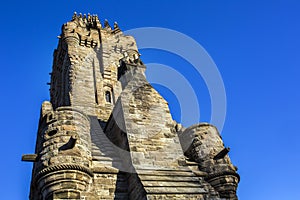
(60, 12, 123, 49)
(72, 12, 102, 29)
(62, 13, 101, 49)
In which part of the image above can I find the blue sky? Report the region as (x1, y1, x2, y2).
(0, 0, 299, 199)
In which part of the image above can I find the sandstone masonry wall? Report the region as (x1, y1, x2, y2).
(23, 13, 239, 200)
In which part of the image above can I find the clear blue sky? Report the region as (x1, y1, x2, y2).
(0, 1, 299, 199)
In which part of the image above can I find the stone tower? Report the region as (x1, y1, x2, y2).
(22, 13, 239, 200)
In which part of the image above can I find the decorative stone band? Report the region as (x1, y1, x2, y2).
(204, 170, 240, 183)
(62, 36, 80, 48)
(34, 164, 94, 182)
(55, 107, 90, 122)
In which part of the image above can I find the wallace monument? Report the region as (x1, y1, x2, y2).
(22, 13, 239, 200)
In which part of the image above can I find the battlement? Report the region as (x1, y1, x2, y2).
(69, 12, 121, 33)
(71, 12, 102, 29)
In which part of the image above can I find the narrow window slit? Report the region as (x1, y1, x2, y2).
(105, 91, 111, 103)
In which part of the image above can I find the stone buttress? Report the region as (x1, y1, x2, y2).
(22, 13, 239, 200)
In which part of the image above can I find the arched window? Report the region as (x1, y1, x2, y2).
(105, 91, 111, 103)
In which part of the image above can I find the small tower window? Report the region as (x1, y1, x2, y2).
(105, 91, 111, 103)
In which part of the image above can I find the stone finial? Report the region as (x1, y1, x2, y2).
(112, 21, 122, 34)
(83, 14, 87, 23)
(104, 19, 111, 29)
(87, 13, 91, 22)
(94, 14, 99, 21)
(94, 14, 101, 28)
(41, 101, 53, 117)
(72, 12, 77, 20)
(114, 22, 119, 29)
(92, 15, 96, 21)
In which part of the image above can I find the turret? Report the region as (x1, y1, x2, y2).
(26, 101, 93, 199)
(179, 123, 240, 199)
(49, 12, 138, 121)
